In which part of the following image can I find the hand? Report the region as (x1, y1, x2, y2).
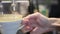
(22, 12, 53, 34)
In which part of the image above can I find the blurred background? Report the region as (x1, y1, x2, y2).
(1, 0, 60, 17)
(0, 0, 60, 34)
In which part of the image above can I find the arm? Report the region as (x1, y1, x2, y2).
(48, 18, 60, 23)
(21, 12, 60, 34)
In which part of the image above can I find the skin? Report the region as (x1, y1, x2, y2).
(21, 12, 60, 34)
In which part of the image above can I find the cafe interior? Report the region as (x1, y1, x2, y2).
(0, 0, 60, 34)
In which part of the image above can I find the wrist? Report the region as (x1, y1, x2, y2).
(48, 18, 58, 23)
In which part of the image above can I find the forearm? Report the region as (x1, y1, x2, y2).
(48, 18, 60, 23)
(47, 18, 60, 27)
